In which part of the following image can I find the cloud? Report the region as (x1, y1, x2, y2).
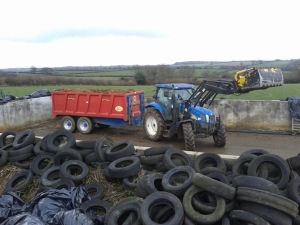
(0, 27, 164, 43)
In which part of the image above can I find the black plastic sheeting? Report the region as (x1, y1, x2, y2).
(288, 96, 300, 119)
(0, 187, 104, 225)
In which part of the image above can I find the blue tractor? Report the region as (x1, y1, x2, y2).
(143, 68, 284, 151)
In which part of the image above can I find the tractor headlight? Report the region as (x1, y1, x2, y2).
(206, 115, 209, 122)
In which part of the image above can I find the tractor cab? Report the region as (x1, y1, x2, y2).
(154, 83, 194, 120)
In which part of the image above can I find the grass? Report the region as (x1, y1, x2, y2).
(3, 83, 300, 100)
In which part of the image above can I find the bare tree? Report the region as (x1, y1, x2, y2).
(40, 67, 53, 75)
(30, 66, 37, 74)
(178, 66, 195, 80)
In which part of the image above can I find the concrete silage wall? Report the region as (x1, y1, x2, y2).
(0, 97, 293, 132)
(210, 99, 292, 132)
(0, 96, 52, 132)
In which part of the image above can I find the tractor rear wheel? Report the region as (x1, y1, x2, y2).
(213, 118, 226, 147)
(182, 123, 196, 151)
(143, 108, 165, 141)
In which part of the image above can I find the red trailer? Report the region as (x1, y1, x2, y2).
(52, 89, 144, 134)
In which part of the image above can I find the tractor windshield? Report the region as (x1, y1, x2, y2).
(174, 89, 193, 102)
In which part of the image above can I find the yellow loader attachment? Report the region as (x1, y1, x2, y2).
(233, 67, 284, 93)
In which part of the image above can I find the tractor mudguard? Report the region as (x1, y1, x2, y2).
(145, 103, 166, 120)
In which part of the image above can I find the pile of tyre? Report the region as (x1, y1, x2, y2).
(1, 129, 300, 224)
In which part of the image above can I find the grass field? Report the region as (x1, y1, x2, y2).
(3, 84, 300, 100)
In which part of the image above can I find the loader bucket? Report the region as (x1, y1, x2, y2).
(234, 68, 284, 93)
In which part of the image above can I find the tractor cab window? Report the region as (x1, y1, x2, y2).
(174, 89, 193, 102)
(157, 88, 172, 105)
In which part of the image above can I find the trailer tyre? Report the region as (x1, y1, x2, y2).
(143, 108, 165, 141)
(77, 117, 95, 134)
(62, 116, 77, 133)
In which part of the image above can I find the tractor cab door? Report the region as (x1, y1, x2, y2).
(156, 88, 172, 120)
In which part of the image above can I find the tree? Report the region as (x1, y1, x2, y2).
(40, 67, 53, 75)
(134, 72, 147, 85)
(30, 66, 37, 74)
(292, 60, 300, 82)
(178, 66, 195, 80)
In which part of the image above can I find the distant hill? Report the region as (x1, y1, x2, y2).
(1, 59, 298, 72)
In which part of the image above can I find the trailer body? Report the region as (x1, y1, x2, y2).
(52, 90, 144, 133)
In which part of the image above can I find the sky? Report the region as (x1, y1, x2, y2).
(0, 0, 300, 69)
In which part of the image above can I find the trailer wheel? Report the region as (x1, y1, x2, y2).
(213, 118, 226, 147)
(62, 116, 77, 133)
(77, 117, 95, 134)
(143, 108, 165, 141)
(182, 123, 196, 151)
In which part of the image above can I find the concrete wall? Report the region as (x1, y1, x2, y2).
(0, 97, 292, 132)
(210, 100, 292, 131)
(0, 96, 52, 132)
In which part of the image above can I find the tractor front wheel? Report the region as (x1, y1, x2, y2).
(182, 123, 196, 151)
(213, 118, 226, 147)
(143, 108, 165, 141)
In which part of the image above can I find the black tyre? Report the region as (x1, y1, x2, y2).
(193, 173, 236, 200)
(0, 149, 8, 167)
(0, 143, 14, 152)
(61, 116, 77, 133)
(12, 130, 35, 150)
(141, 192, 184, 225)
(232, 175, 278, 194)
(239, 201, 292, 225)
(162, 166, 196, 197)
(34, 140, 49, 155)
(206, 172, 230, 185)
(106, 156, 141, 179)
(105, 141, 135, 162)
(40, 165, 62, 187)
(9, 144, 34, 157)
(140, 154, 163, 166)
(30, 153, 55, 176)
(76, 140, 96, 149)
(60, 160, 89, 185)
(144, 173, 164, 196)
(193, 152, 226, 173)
(247, 154, 290, 190)
(80, 199, 112, 221)
(144, 144, 173, 156)
(0, 131, 16, 147)
(213, 118, 226, 147)
(135, 176, 148, 198)
(83, 183, 104, 199)
(53, 148, 83, 165)
(183, 185, 226, 224)
(236, 187, 298, 218)
(8, 152, 33, 162)
(94, 137, 113, 162)
(14, 159, 32, 169)
(143, 107, 165, 141)
(47, 130, 76, 154)
(105, 197, 143, 225)
(155, 160, 168, 172)
(231, 153, 256, 175)
(51, 179, 75, 189)
(85, 152, 98, 165)
(240, 148, 270, 157)
(287, 177, 300, 206)
(5, 170, 33, 192)
(123, 176, 138, 191)
(228, 209, 270, 225)
(77, 117, 95, 134)
(182, 122, 195, 151)
(163, 148, 193, 170)
(77, 149, 94, 159)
